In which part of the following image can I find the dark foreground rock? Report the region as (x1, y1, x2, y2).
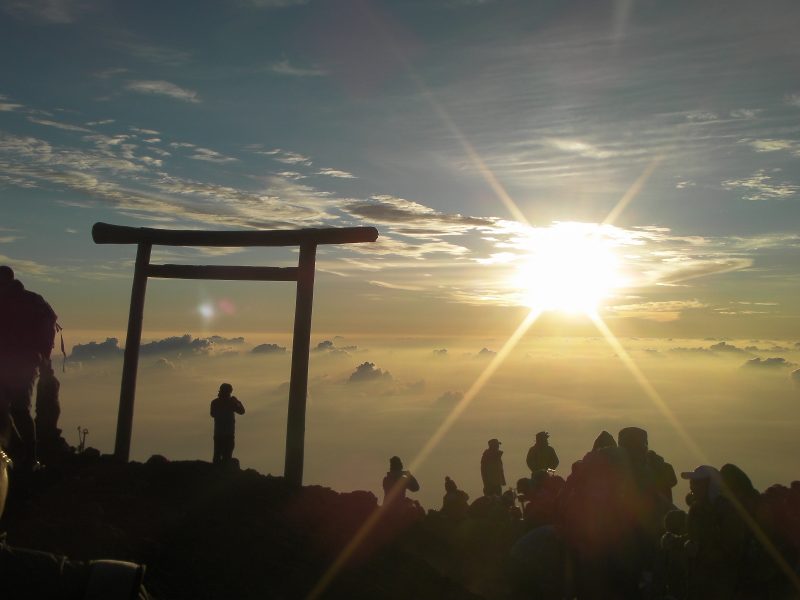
(1, 456, 482, 600)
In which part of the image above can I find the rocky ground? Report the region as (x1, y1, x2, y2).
(1, 453, 485, 600)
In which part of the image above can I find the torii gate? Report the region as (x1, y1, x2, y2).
(92, 222, 378, 487)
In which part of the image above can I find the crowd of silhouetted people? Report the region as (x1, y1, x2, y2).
(381, 429, 800, 599)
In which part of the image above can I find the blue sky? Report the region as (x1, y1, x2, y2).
(2, 0, 800, 338)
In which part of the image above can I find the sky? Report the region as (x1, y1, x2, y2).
(1, 0, 800, 505)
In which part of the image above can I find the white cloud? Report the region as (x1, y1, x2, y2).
(747, 139, 797, 154)
(189, 147, 237, 164)
(125, 80, 200, 103)
(317, 168, 356, 179)
(0, 94, 23, 112)
(260, 148, 312, 166)
(785, 93, 800, 108)
(723, 170, 798, 201)
(27, 116, 91, 133)
(545, 138, 617, 159)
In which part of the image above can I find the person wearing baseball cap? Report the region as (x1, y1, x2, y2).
(481, 438, 506, 496)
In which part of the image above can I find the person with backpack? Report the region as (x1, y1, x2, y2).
(0, 266, 58, 472)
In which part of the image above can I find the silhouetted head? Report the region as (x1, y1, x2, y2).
(516, 477, 531, 496)
(681, 465, 721, 502)
(720, 463, 758, 501)
(0, 265, 13, 285)
(389, 456, 403, 472)
(501, 489, 516, 507)
(592, 430, 616, 451)
(445, 476, 457, 493)
(487, 438, 501, 449)
(663, 509, 687, 535)
(219, 383, 233, 398)
(535, 431, 549, 444)
(618, 426, 648, 456)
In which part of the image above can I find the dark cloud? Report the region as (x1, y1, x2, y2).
(208, 335, 246, 345)
(252, 343, 287, 355)
(433, 348, 448, 357)
(477, 347, 496, 357)
(670, 341, 751, 355)
(70, 337, 123, 361)
(153, 357, 175, 370)
(341, 195, 493, 235)
(436, 391, 463, 406)
(312, 339, 357, 355)
(140, 334, 210, 356)
(348, 362, 392, 383)
(709, 341, 747, 354)
(743, 357, 795, 369)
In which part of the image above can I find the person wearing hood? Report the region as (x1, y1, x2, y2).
(526, 431, 559, 476)
(481, 438, 506, 496)
(682, 465, 748, 599)
(441, 476, 469, 520)
(592, 430, 616, 452)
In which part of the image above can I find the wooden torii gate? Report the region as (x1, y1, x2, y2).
(92, 222, 378, 488)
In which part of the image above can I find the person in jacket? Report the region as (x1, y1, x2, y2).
(0, 266, 58, 472)
(526, 431, 559, 476)
(209, 383, 245, 465)
(481, 438, 506, 496)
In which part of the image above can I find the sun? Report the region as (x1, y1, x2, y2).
(511, 222, 625, 315)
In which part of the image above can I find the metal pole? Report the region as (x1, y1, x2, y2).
(284, 242, 317, 488)
(114, 242, 151, 461)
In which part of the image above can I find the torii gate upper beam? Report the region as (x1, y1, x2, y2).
(92, 222, 379, 488)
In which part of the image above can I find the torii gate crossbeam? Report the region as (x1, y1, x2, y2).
(92, 222, 379, 488)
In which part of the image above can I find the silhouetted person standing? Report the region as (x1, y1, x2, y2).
(481, 438, 506, 496)
(526, 431, 559, 476)
(210, 383, 244, 465)
(0, 266, 57, 471)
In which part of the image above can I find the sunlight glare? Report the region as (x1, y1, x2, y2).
(512, 223, 625, 314)
(198, 303, 215, 320)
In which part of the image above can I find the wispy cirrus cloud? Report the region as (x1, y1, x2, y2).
(269, 59, 326, 77)
(125, 80, 200, 103)
(257, 148, 312, 166)
(0, 94, 23, 112)
(188, 147, 237, 164)
(722, 170, 798, 201)
(2, 0, 82, 23)
(341, 195, 494, 235)
(115, 40, 191, 66)
(27, 116, 91, 133)
(317, 168, 355, 179)
(240, 0, 309, 7)
(545, 137, 619, 160)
